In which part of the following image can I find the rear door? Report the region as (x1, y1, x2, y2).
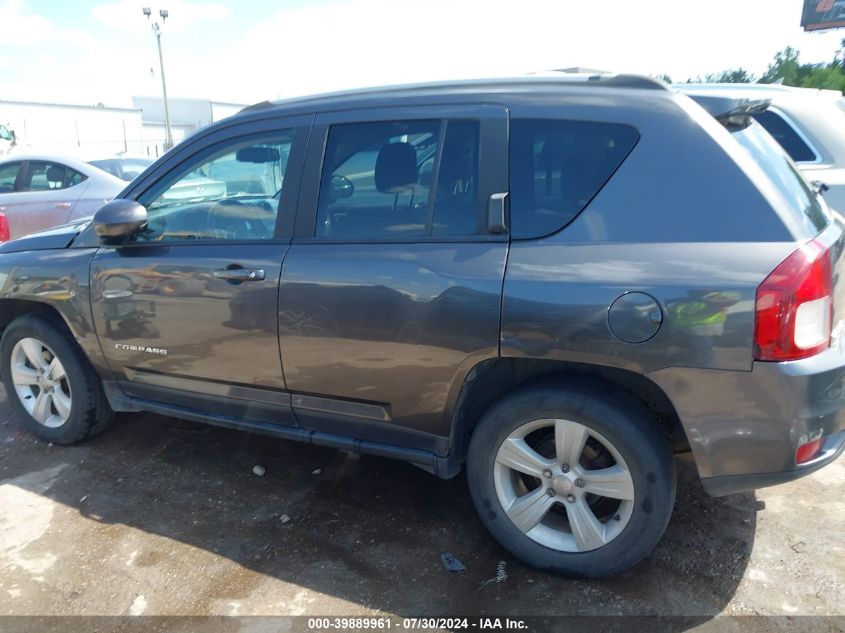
(3, 160, 89, 238)
(279, 105, 509, 452)
(89, 116, 310, 425)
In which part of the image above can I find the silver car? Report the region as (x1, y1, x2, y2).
(678, 83, 845, 212)
(0, 155, 153, 242)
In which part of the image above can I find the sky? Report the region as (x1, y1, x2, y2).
(1, 0, 844, 108)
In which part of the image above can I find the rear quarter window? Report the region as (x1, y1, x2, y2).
(509, 119, 639, 239)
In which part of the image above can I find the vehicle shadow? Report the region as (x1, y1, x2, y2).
(0, 406, 757, 624)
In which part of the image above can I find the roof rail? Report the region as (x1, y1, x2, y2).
(239, 73, 669, 114)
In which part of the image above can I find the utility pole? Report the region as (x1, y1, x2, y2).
(143, 7, 173, 150)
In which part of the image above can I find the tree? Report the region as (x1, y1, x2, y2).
(703, 68, 756, 83)
(761, 46, 806, 85)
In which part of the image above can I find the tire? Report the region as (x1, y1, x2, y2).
(467, 380, 676, 578)
(0, 314, 113, 444)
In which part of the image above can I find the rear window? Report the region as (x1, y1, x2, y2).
(732, 121, 828, 234)
(509, 119, 639, 239)
(751, 110, 817, 163)
(90, 158, 154, 181)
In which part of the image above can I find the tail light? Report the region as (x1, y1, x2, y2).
(754, 239, 833, 361)
(0, 212, 9, 242)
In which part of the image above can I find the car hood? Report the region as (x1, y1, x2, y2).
(0, 218, 92, 254)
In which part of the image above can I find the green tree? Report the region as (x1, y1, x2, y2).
(703, 68, 756, 83)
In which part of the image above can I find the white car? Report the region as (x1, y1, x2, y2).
(678, 83, 845, 212)
(0, 154, 153, 242)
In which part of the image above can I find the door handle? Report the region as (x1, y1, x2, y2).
(54, 202, 72, 209)
(212, 268, 265, 282)
(488, 192, 508, 234)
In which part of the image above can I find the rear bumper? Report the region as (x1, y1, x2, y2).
(648, 343, 845, 496)
(700, 430, 845, 496)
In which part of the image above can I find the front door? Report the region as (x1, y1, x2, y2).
(280, 105, 509, 452)
(90, 119, 310, 425)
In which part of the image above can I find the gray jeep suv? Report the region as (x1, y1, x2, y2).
(1, 75, 843, 578)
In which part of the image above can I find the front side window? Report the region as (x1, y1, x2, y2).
(316, 119, 481, 239)
(136, 135, 292, 242)
(751, 110, 817, 163)
(22, 162, 87, 192)
(0, 161, 21, 194)
(509, 119, 640, 239)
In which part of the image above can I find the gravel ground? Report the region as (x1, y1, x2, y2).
(0, 386, 843, 631)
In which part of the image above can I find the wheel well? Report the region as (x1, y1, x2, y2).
(450, 358, 690, 464)
(0, 299, 70, 339)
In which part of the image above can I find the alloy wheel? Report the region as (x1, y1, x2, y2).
(493, 418, 635, 552)
(10, 337, 72, 428)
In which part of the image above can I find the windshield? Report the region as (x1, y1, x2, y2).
(731, 121, 828, 234)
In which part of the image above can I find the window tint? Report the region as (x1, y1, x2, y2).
(22, 162, 87, 192)
(137, 135, 292, 242)
(0, 161, 21, 194)
(316, 119, 480, 239)
(509, 119, 639, 239)
(751, 110, 817, 163)
(432, 121, 480, 236)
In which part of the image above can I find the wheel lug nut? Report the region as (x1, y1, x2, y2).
(561, 464, 570, 473)
(575, 478, 585, 488)
(566, 494, 576, 503)
(547, 489, 555, 497)
(542, 469, 552, 479)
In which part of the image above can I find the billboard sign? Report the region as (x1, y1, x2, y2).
(802, 0, 845, 31)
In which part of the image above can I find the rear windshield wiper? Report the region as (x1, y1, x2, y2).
(686, 95, 771, 130)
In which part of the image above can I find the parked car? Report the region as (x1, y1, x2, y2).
(0, 154, 143, 242)
(87, 156, 154, 182)
(1, 75, 844, 578)
(678, 83, 845, 211)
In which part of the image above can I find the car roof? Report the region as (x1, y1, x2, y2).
(675, 83, 843, 101)
(240, 73, 669, 116)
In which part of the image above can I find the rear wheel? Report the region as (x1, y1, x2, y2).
(467, 382, 676, 578)
(1, 315, 112, 444)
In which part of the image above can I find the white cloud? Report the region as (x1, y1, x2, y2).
(0, 0, 56, 47)
(92, 0, 230, 34)
(208, 0, 845, 102)
(1, 0, 843, 107)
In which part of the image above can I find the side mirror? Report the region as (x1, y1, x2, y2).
(94, 199, 148, 245)
(329, 175, 354, 201)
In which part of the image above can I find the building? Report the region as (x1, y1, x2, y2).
(0, 96, 248, 159)
(0, 98, 146, 157)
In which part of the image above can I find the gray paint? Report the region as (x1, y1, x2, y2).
(1, 76, 845, 496)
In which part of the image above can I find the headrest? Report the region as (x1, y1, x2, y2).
(374, 142, 417, 193)
(46, 165, 66, 184)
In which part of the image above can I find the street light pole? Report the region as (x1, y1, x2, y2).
(143, 8, 173, 151)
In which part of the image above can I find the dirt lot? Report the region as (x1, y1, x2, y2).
(0, 384, 843, 630)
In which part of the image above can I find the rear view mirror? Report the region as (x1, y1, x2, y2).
(329, 175, 354, 201)
(236, 146, 280, 163)
(94, 199, 148, 245)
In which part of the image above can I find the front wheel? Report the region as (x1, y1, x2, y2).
(467, 382, 676, 578)
(0, 315, 112, 444)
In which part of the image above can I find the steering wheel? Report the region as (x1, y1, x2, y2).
(207, 199, 274, 240)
